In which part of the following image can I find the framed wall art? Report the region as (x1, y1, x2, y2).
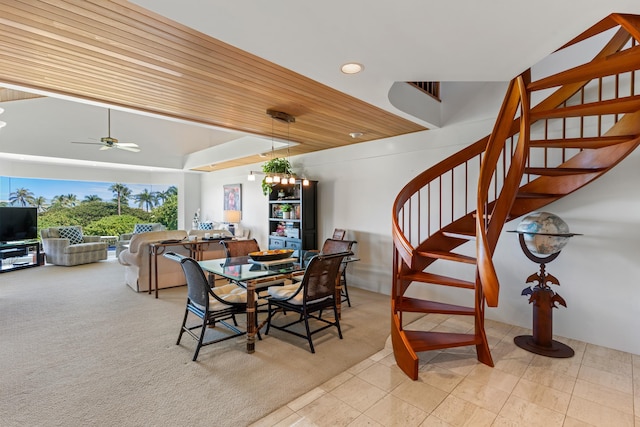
(223, 183, 241, 212)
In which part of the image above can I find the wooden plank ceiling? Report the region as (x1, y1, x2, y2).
(0, 0, 427, 171)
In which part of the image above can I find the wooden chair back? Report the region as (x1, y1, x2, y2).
(220, 238, 260, 257)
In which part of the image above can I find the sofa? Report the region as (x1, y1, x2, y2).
(118, 230, 190, 292)
(115, 222, 166, 257)
(41, 226, 108, 266)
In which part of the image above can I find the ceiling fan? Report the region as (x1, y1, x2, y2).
(71, 109, 141, 152)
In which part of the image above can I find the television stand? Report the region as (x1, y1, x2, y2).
(0, 240, 41, 273)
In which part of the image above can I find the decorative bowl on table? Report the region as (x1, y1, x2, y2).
(248, 249, 294, 262)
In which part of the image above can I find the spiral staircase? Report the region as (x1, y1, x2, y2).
(391, 13, 640, 380)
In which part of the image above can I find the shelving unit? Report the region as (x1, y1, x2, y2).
(267, 180, 317, 254)
(0, 240, 41, 273)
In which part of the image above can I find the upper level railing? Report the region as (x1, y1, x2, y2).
(407, 81, 441, 101)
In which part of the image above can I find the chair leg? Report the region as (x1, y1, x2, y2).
(341, 271, 351, 307)
(192, 316, 208, 361)
(303, 310, 315, 354)
(265, 302, 273, 335)
(177, 307, 189, 345)
(333, 302, 343, 339)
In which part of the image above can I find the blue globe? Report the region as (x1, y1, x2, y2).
(516, 212, 570, 255)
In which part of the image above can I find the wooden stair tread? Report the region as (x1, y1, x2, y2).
(416, 250, 476, 264)
(515, 191, 564, 199)
(530, 135, 636, 149)
(397, 297, 475, 314)
(403, 330, 481, 352)
(531, 95, 640, 120)
(399, 272, 475, 289)
(528, 44, 640, 91)
(524, 166, 606, 176)
(442, 228, 476, 240)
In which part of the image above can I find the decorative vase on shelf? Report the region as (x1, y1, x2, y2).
(282, 211, 290, 220)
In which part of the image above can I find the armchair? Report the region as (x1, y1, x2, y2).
(40, 226, 108, 266)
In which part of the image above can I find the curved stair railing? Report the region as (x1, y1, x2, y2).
(391, 13, 640, 380)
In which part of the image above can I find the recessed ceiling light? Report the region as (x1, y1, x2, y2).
(341, 62, 364, 74)
(349, 132, 363, 139)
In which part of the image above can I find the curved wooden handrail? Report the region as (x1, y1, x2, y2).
(476, 75, 530, 307)
(392, 137, 488, 266)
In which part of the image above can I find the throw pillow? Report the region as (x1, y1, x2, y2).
(58, 226, 83, 245)
(133, 223, 154, 234)
(198, 222, 213, 230)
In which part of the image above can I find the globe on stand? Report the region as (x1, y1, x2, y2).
(516, 211, 571, 262)
(510, 212, 580, 358)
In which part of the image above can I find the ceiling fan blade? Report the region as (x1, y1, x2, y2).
(114, 144, 141, 152)
(115, 142, 139, 148)
(99, 145, 112, 151)
(71, 141, 103, 146)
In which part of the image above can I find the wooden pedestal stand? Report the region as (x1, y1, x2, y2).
(513, 234, 574, 358)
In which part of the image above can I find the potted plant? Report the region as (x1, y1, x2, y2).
(280, 203, 292, 219)
(261, 157, 293, 196)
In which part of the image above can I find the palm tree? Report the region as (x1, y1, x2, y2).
(155, 186, 177, 206)
(65, 193, 79, 207)
(83, 195, 102, 202)
(51, 194, 78, 208)
(32, 196, 48, 213)
(9, 187, 35, 206)
(50, 194, 66, 207)
(134, 189, 157, 212)
(109, 183, 131, 215)
(165, 186, 178, 197)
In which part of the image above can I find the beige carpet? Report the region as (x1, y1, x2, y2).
(0, 258, 395, 427)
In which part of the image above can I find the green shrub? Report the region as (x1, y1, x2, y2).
(83, 214, 142, 236)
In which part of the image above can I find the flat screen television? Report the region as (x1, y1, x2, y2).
(0, 207, 38, 243)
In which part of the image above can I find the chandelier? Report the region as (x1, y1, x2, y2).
(248, 110, 309, 190)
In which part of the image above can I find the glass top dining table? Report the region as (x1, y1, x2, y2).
(198, 252, 357, 354)
(198, 255, 305, 354)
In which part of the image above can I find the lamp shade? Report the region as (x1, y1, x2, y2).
(223, 210, 241, 223)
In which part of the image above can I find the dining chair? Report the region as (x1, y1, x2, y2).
(219, 238, 260, 257)
(310, 238, 357, 307)
(164, 252, 248, 361)
(332, 228, 346, 240)
(265, 251, 353, 353)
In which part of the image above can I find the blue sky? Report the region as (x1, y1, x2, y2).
(0, 176, 173, 205)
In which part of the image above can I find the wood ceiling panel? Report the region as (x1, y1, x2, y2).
(0, 0, 427, 170)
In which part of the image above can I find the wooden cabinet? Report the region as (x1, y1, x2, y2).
(267, 180, 317, 253)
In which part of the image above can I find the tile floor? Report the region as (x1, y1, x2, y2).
(251, 313, 639, 427)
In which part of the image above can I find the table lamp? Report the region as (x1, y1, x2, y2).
(223, 210, 241, 236)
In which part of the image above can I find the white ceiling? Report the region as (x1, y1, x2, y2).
(3, 1, 640, 171)
(132, 0, 640, 111)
